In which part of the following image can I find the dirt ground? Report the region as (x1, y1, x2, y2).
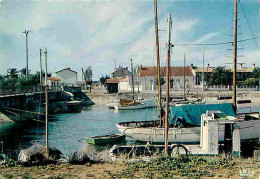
(0, 162, 125, 179)
(0, 157, 260, 179)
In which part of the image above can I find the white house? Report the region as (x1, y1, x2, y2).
(55, 67, 78, 86)
(118, 66, 194, 92)
(42, 77, 61, 89)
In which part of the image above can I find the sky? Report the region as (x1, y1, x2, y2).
(0, 0, 259, 80)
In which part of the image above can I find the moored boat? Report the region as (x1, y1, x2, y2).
(86, 134, 126, 145)
(116, 103, 260, 143)
(114, 98, 157, 110)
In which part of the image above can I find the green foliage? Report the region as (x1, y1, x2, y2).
(7, 68, 19, 79)
(208, 67, 233, 85)
(243, 78, 258, 86)
(85, 66, 92, 83)
(155, 76, 166, 86)
(100, 75, 110, 85)
(120, 156, 236, 178)
(0, 69, 41, 92)
(252, 67, 260, 79)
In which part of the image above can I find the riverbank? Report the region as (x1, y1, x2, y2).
(0, 156, 259, 178)
(85, 90, 260, 106)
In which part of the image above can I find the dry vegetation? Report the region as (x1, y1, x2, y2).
(0, 155, 259, 179)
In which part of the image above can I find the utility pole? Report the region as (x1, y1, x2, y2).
(22, 30, 31, 79)
(154, 0, 162, 127)
(202, 52, 205, 91)
(131, 59, 135, 101)
(165, 13, 172, 154)
(233, 0, 238, 110)
(183, 54, 186, 100)
(44, 48, 49, 159)
(40, 49, 42, 87)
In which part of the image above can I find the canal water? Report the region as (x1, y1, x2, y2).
(1, 104, 259, 158)
(2, 105, 159, 158)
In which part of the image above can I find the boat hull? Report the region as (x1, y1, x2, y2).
(116, 120, 260, 144)
(0, 112, 16, 135)
(86, 134, 126, 145)
(0, 122, 16, 134)
(114, 99, 157, 110)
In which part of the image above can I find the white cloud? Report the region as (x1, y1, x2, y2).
(193, 32, 221, 44)
(174, 19, 199, 32)
(0, 0, 258, 80)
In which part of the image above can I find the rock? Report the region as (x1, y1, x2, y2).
(17, 143, 67, 165)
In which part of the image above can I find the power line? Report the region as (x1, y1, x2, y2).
(173, 37, 260, 46)
(238, 0, 259, 49)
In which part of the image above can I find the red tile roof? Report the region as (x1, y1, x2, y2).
(105, 78, 119, 84)
(138, 66, 193, 77)
(47, 77, 61, 81)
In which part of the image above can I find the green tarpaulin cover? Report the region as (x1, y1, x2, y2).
(169, 103, 236, 126)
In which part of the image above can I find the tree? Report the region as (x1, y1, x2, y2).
(243, 78, 258, 86)
(100, 75, 110, 85)
(208, 67, 233, 85)
(155, 76, 166, 86)
(7, 68, 19, 79)
(85, 66, 93, 92)
(252, 67, 260, 79)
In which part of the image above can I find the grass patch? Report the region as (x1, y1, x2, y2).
(120, 156, 238, 178)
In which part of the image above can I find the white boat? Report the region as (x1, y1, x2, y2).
(0, 112, 16, 134)
(114, 98, 157, 110)
(117, 113, 260, 144)
(116, 103, 260, 143)
(171, 98, 206, 106)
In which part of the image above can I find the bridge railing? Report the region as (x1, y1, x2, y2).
(0, 85, 62, 95)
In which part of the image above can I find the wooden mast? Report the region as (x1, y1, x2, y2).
(44, 48, 49, 158)
(154, 0, 162, 127)
(233, 0, 238, 110)
(183, 54, 186, 100)
(202, 52, 205, 91)
(131, 59, 135, 101)
(165, 13, 172, 154)
(40, 49, 42, 87)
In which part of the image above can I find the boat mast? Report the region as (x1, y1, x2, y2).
(131, 59, 135, 101)
(44, 48, 49, 158)
(154, 0, 162, 127)
(233, 0, 238, 110)
(183, 54, 186, 100)
(40, 49, 42, 88)
(202, 52, 205, 91)
(165, 13, 172, 154)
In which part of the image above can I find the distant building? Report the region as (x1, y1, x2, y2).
(192, 64, 256, 85)
(55, 67, 78, 86)
(105, 78, 120, 93)
(111, 66, 131, 78)
(118, 66, 194, 92)
(42, 77, 61, 89)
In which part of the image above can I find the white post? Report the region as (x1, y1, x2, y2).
(44, 48, 49, 158)
(40, 49, 42, 87)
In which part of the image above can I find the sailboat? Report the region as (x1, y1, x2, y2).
(170, 54, 205, 106)
(114, 59, 157, 110)
(18, 49, 67, 164)
(116, 0, 260, 144)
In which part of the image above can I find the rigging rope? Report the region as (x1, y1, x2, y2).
(238, 0, 259, 49)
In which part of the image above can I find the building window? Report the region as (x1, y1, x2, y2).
(170, 79, 174, 88)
